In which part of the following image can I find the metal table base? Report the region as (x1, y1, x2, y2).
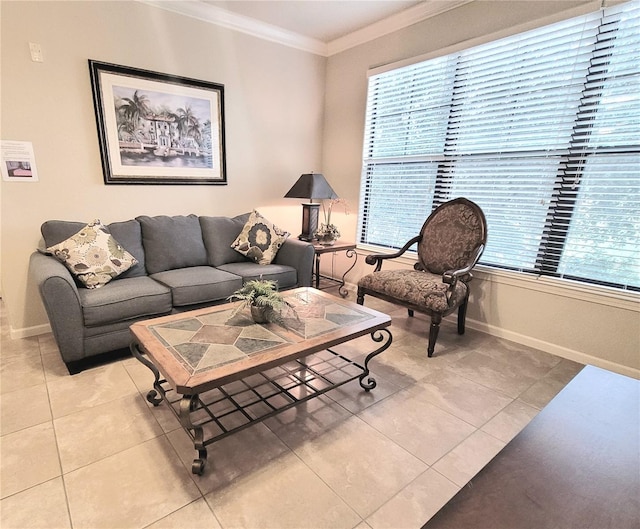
(131, 329, 392, 475)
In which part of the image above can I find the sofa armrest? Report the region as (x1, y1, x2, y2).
(29, 251, 86, 364)
(273, 238, 315, 287)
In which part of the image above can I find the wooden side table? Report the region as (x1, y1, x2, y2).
(312, 240, 357, 297)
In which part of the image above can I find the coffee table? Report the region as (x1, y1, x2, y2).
(130, 287, 392, 475)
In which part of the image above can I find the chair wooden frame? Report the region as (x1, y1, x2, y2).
(357, 197, 487, 357)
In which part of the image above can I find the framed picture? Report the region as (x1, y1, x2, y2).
(89, 60, 226, 185)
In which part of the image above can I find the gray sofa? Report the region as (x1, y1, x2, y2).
(29, 213, 314, 374)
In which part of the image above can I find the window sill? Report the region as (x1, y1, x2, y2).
(473, 265, 639, 312)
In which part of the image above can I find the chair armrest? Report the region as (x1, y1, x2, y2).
(364, 235, 421, 272)
(273, 237, 315, 287)
(443, 243, 485, 282)
(442, 244, 485, 301)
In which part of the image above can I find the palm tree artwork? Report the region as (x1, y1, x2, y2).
(112, 84, 214, 169)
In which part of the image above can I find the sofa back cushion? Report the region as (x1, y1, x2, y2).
(137, 214, 207, 274)
(41, 219, 146, 278)
(104, 220, 146, 278)
(41, 220, 85, 247)
(199, 213, 251, 267)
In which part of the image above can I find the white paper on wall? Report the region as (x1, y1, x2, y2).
(1, 140, 39, 182)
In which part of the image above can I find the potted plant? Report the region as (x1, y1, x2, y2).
(315, 223, 341, 246)
(315, 198, 349, 246)
(227, 279, 296, 324)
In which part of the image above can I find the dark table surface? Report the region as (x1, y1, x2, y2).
(423, 365, 640, 529)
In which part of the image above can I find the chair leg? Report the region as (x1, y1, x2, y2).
(427, 314, 442, 357)
(356, 289, 364, 306)
(408, 309, 414, 317)
(457, 291, 470, 335)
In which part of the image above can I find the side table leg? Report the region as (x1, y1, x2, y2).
(315, 252, 321, 289)
(339, 248, 358, 298)
(179, 395, 208, 475)
(359, 328, 392, 391)
(130, 342, 163, 406)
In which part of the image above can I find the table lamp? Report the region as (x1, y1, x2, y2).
(284, 173, 337, 241)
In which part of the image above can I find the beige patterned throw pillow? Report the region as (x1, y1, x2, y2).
(231, 210, 289, 265)
(46, 219, 138, 289)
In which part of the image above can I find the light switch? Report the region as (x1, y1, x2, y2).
(29, 42, 43, 62)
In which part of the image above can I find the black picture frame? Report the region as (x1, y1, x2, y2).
(89, 60, 226, 185)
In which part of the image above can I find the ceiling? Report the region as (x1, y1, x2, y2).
(201, 0, 424, 42)
(143, 0, 472, 55)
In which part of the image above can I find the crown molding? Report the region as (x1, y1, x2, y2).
(139, 0, 474, 57)
(327, 0, 474, 55)
(138, 0, 328, 55)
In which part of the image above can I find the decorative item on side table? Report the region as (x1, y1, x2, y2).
(227, 279, 296, 324)
(284, 172, 337, 241)
(316, 198, 349, 246)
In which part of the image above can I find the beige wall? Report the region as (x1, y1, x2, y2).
(2, 0, 638, 376)
(321, 0, 640, 377)
(0, 1, 325, 332)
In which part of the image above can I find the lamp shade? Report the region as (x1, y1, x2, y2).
(284, 173, 337, 201)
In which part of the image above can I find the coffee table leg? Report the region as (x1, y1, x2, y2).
(130, 342, 163, 406)
(179, 395, 208, 475)
(359, 328, 393, 391)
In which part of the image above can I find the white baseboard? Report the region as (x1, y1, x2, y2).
(10, 323, 51, 340)
(464, 317, 640, 380)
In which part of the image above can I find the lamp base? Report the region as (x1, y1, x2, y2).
(298, 203, 320, 241)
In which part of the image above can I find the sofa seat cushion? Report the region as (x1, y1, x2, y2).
(79, 276, 172, 327)
(150, 266, 243, 307)
(217, 262, 297, 290)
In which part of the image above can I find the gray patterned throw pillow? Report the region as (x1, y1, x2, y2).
(46, 219, 138, 289)
(231, 210, 289, 265)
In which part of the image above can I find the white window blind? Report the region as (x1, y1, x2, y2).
(359, 0, 640, 290)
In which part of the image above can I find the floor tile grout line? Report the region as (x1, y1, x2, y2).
(406, 365, 513, 430)
(144, 427, 219, 529)
(282, 432, 366, 526)
(365, 465, 461, 528)
(37, 363, 537, 507)
(351, 385, 482, 468)
(49, 389, 171, 477)
(262, 396, 432, 525)
(139, 497, 208, 529)
(258, 395, 370, 523)
(39, 341, 75, 529)
(2, 291, 584, 529)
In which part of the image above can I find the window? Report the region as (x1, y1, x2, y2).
(359, 1, 639, 291)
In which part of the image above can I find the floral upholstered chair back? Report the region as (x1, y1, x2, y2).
(416, 198, 487, 275)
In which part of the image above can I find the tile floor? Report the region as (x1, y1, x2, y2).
(0, 288, 584, 529)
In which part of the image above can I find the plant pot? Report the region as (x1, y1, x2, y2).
(318, 234, 338, 246)
(316, 223, 339, 246)
(250, 305, 269, 323)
